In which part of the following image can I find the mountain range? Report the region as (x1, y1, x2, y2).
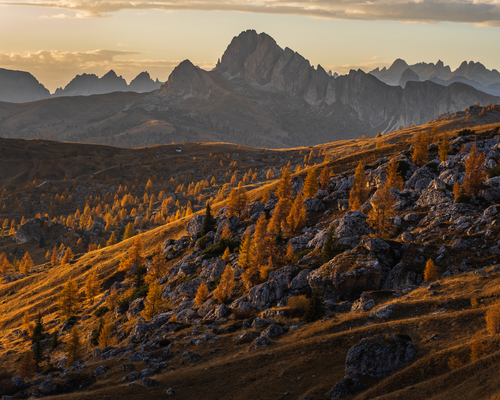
(0, 30, 498, 148)
(370, 59, 500, 95)
(0, 69, 163, 102)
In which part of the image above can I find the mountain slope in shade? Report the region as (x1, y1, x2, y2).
(129, 72, 163, 93)
(0, 30, 499, 149)
(0, 68, 50, 103)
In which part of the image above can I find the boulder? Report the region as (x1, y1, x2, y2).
(88, 216, 105, 236)
(383, 261, 423, 291)
(177, 277, 204, 297)
(94, 366, 106, 376)
(289, 269, 311, 291)
(15, 218, 44, 243)
(344, 334, 416, 378)
(186, 215, 205, 236)
(360, 238, 390, 253)
(290, 232, 315, 252)
(304, 197, 326, 212)
(328, 378, 363, 400)
(309, 255, 384, 301)
(247, 271, 291, 310)
(261, 324, 284, 338)
(405, 167, 435, 191)
(307, 228, 329, 249)
(200, 258, 226, 280)
(368, 304, 395, 319)
(126, 298, 145, 321)
(416, 189, 452, 207)
(250, 336, 271, 350)
(38, 375, 58, 395)
(141, 377, 159, 388)
(334, 211, 371, 249)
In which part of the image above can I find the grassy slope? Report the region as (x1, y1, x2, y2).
(1, 113, 500, 399)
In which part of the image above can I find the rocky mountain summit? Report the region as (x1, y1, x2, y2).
(0, 68, 50, 103)
(371, 59, 500, 97)
(53, 70, 163, 97)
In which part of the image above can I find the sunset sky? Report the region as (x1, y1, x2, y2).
(1, 0, 500, 92)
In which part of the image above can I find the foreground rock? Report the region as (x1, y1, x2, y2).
(344, 334, 416, 378)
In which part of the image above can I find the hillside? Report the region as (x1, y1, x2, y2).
(1, 108, 500, 399)
(0, 30, 498, 149)
(0, 68, 50, 104)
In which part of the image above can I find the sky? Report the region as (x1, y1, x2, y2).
(1, 1, 500, 92)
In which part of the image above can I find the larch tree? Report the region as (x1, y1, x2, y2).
(319, 166, 331, 190)
(123, 222, 135, 240)
(222, 247, 231, 262)
(385, 158, 404, 191)
(106, 232, 117, 246)
(66, 326, 83, 364)
(424, 259, 438, 282)
(275, 167, 293, 200)
(242, 214, 267, 289)
(32, 312, 44, 370)
(267, 197, 292, 235)
(195, 281, 209, 307)
(463, 143, 486, 196)
(20, 252, 34, 275)
(438, 131, 451, 162)
(286, 193, 307, 234)
(349, 162, 370, 211)
(128, 235, 145, 268)
(23, 311, 33, 336)
(486, 302, 500, 335)
(412, 132, 429, 166)
(213, 264, 235, 304)
(85, 271, 99, 305)
(61, 247, 74, 265)
(303, 168, 319, 198)
(141, 280, 163, 321)
(238, 227, 251, 270)
(18, 351, 36, 379)
(368, 183, 396, 235)
(98, 321, 113, 349)
(145, 243, 167, 284)
(50, 246, 59, 267)
(59, 277, 79, 318)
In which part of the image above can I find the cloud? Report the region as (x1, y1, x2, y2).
(2, 0, 500, 25)
(0, 49, 214, 92)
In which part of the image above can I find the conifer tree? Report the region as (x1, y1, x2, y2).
(128, 235, 145, 267)
(222, 247, 231, 262)
(123, 222, 135, 240)
(59, 278, 79, 318)
(61, 247, 74, 265)
(145, 243, 167, 284)
(20, 252, 34, 275)
(199, 202, 216, 236)
(195, 281, 209, 307)
(319, 166, 331, 189)
(66, 326, 83, 364)
(486, 302, 500, 335)
(275, 167, 293, 200)
(85, 271, 99, 305)
(51, 329, 59, 350)
(470, 331, 487, 362)
(238, 228, 251, 270)
(322, 225, 340, 264)
(214, 264, 235, 304)
(385, 157, 404, 191)
(302, 290, 325, 323)
(23, 311, 33, 336)
(368, 183, 396, 235)
(220, 223, 232, 239)
(286, 193, 307, 234)
(50, 246, 58, 266)
(424, 259, 438, 282)
(242, 214, 267, 289)
(106, 232, 117, 246)
(98, 321, 113, 349)
(268, 197, 292, 235)
(303, 168, 319, 198)
(438, 130, 451, 162)
(412, 132, 429, 166)
(105, 287, 118, 311)
(32, 312, 44, 370)
(18, 351, 36, 378)
(349, 162, 370, 211)
(141, 280, 163, 321)
(463, 143, 486, 196)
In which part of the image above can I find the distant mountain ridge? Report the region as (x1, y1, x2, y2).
(0, 68, 50, 103)
(0, 69, 163, 103)
(0, 30, 499, 148)
(370, 59, 500, 96)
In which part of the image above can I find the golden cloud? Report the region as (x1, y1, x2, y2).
(1, 0, 500, 24)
